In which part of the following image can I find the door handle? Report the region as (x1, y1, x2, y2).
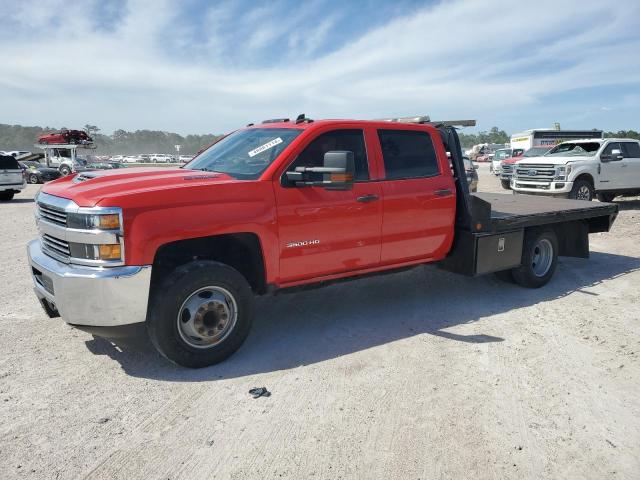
(435, 189, 453, 197)
(356, 194, 379, 203)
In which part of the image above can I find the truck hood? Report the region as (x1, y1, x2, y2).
(41, 167, 235, 207)
(515, 156, 593, 165)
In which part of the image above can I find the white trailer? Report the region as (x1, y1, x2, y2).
(510, 129, 603, 151)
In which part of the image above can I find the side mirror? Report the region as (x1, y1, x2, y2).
(602, 149, 623, 162)
(611, 149, 624, 160)
(321, 151, 355, 190)
(285, 150, 355, 190)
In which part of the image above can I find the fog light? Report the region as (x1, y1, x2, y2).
(99, 244, 121, 260)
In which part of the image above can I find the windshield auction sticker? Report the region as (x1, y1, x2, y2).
(248, 137, 283, 157)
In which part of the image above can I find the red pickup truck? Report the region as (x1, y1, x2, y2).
(28, 116, 618, 368)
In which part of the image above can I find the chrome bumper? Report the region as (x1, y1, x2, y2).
(27, 239, 152, 327)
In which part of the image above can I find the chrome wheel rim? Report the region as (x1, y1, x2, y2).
(531, 238, 553, 277)
(177, 286, 238, 349)
(576, 185, 591, 200)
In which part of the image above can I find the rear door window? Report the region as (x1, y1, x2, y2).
(0, 155, 20, 169)
(378, 130, 440, 180)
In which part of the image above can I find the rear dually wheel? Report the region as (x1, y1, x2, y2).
(511, 229, 558, 288)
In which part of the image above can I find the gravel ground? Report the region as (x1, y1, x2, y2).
(1, 168, 639, 479)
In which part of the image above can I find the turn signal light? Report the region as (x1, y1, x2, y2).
(330, 173, 353, 182)
(98, 214, 120, 230)
(98, 244, 121, 260)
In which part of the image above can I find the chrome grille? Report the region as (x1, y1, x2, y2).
(41, 234, 70, 262)
(37, 202, 67, 226)
(501, 164, 513, 174)
(515, 163, 555, 181)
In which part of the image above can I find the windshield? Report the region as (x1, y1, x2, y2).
(186, 128, 303, 179)
(524, 147, 550, 157)
(494, 149, 511, 160)
(547, 142, 600, 157)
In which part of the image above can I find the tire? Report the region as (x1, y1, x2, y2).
(59, 165, 72, 176)
(147, 260, 254, 368)
(597, 192, 616, 203)
(511, 229, 558, 288)
(501, 179, 511, 190)
(0, 192, 15, 201)
(29, 173, 40, 184)
(568, 179, 593, 201)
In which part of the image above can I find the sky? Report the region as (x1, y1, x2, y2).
(1, 0, 639, 136)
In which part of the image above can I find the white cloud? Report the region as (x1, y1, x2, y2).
(0, 0, 638, 134)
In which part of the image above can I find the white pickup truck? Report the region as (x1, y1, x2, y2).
(511, 138, 640, 201)
(0, 154, 26, 201)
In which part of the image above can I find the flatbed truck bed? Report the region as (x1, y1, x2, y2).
(476, 192, 618, 232)
(438, 125, 618, 278)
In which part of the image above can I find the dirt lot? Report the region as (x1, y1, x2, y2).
(1, 168, 639, 479)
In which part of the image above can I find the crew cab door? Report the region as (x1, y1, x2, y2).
(274, 128, 382, 283)
(621, 141, 640, 189)
(375, 127, 456, 263)
(599, 142, 627, 189)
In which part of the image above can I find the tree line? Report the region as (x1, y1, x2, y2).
(0, 124, 222, 156)
(1, 123, 639, 153)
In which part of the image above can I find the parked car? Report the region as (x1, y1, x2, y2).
(491, 148, 523, 174)
(499, 146, 552, 189)
(1, 150, 32, 159)
(38, 129, 93, 145)
(179, 155, 194, 163)
(19, 160, 62, 184)
(511, 138, 640, 201)
(0, 154, 26, 201)
(122, 156, 140, 163)
(150, 154, 170, 163)
(463, 156, 478, 192)
(89, 162, 126, 170)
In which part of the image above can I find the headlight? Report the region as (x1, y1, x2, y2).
(67, 212, 121, 230)
(554, 164, 572, 180)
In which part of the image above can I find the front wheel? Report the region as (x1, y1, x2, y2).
(501, 179, 511, 190)
(511, 229, 558, 288)
(147, 261, 254, 368)
(568, 179, 593, 201)
(29, 173, 40, 184)
(59, 165, 72, 176)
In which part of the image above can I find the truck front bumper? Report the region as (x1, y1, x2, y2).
(511, 179, 573, 195)
(27, 239, 152, 327)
